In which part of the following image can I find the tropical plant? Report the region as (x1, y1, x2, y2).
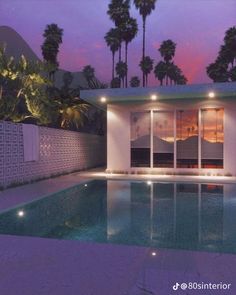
(82, 65, 107, 90)
(0, 46, 53, 124)
(105, 28, 121, 80)
(111, 77, 121, 88)
(155, 40, 187, 86)
(116, 61, 128, 87)
(107, 0, 130, 62)
(139, 56, 153, 86)
(82, 65, 95, 86)
(121, 17, 138, 87)
(207, 26, 236, 82)
(47, 72, 89, 129)
(130, 76, 140, 87)
(134, 0, 157, 86)
(159, 40, 176, 63)
(229, 66, 236, 81)
(41, 23, 63, 82)
(206, 62, 229, 82)
(154, 61, 166, 85)
(107, 0, 130, 27)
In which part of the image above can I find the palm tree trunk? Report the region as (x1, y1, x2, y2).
(146, 74, 148, 87)
(125, 42, 128, 88)
(142, 16, 146, 87)
(119, 45, 121, 62)
(112, 52, 115, 80)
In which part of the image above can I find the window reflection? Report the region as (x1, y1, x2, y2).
(201, 108, 224, 168)
(131, 112, 151, 167)
(153, 111, 174, 167)
(177, 110, 199, 168)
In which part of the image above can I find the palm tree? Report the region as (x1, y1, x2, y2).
(116, 61, 128, 87)
(176, 74, 187, 85)
(224, 26, 236, 66)
(206, 26, 236, 82)
(41, 23, 63, 82)
(159, 40, 176, 63)
(82, 65, 96, 88)
(229, 66, 236, 81)
(121, 17, 138, 87)
(105, 28, 121, 80)
(206, 62, 229, 82)
(139, 56, 153, 87)
(134, 0, 157, 87)
(107, 0, 130, 62)
(217, 45, 235, 68)
(130, 76, 140, 87)
(154, 61, 167, 85)
(159, 40, 176, 85)
(111, 77, 121, 88)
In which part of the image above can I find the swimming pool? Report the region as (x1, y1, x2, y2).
(0, 179, 236, 254)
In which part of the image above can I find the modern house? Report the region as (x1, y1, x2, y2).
(80, 82, 236, 176)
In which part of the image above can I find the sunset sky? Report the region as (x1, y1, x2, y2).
(1, 0, 235, 86)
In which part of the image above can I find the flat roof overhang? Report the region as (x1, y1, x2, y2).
(80, 82, 236, 110)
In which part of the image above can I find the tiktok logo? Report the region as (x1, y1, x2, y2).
(173, 283, 180, 290)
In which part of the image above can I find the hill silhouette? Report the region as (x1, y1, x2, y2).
(0, 25, 90, 88)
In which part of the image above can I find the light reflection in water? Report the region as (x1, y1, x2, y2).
(0, 180, 235, 254)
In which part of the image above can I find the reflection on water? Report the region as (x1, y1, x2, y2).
(0, 180, 236, 254)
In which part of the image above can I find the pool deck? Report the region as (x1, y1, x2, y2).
(0, 168, 236, 294)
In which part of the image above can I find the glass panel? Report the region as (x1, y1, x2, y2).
(153, 111, 174, 167)
(201, 108, 224, 168)
(131, 112, 150, 167)
(177, 110, 198, 168)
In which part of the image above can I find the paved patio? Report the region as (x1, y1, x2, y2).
(0, 168, 236, 294)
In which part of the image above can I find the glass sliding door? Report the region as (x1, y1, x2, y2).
(201, 108, 224, 168)
(131, 112, 151, 167)
(153, 111, 174, 167)
(177, 110, 199, 168)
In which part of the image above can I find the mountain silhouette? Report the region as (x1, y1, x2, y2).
(0, 25, 90, 88)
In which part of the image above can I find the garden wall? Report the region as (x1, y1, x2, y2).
(0, 121, 106, 188)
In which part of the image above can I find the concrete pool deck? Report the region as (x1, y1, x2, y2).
(0, 168, 236, 294)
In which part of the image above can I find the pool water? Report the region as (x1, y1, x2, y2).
(0, 180, 236, 254)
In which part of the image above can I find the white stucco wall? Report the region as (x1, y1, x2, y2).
(107, 97, 236, 176)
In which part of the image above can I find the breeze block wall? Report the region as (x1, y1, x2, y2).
(0, 121, 106, 188)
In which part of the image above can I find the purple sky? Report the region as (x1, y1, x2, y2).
(1, 0, 235, 86)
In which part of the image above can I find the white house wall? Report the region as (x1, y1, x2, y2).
(107, 98, 236, 176)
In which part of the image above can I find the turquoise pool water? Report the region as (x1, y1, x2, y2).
(0, 180, 236, 254)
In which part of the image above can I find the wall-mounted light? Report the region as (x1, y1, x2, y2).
(147, 180, 152, 185)
(208, 92, 215, 98)
(100, 96, 107, 103)
(150, 94, 157, 101)
(17, 210, 25, 217)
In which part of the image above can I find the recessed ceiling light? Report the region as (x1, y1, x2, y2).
(100, 96, 107, 103)
(151, 94, 157, 101)
(208, 92, 215, 98)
